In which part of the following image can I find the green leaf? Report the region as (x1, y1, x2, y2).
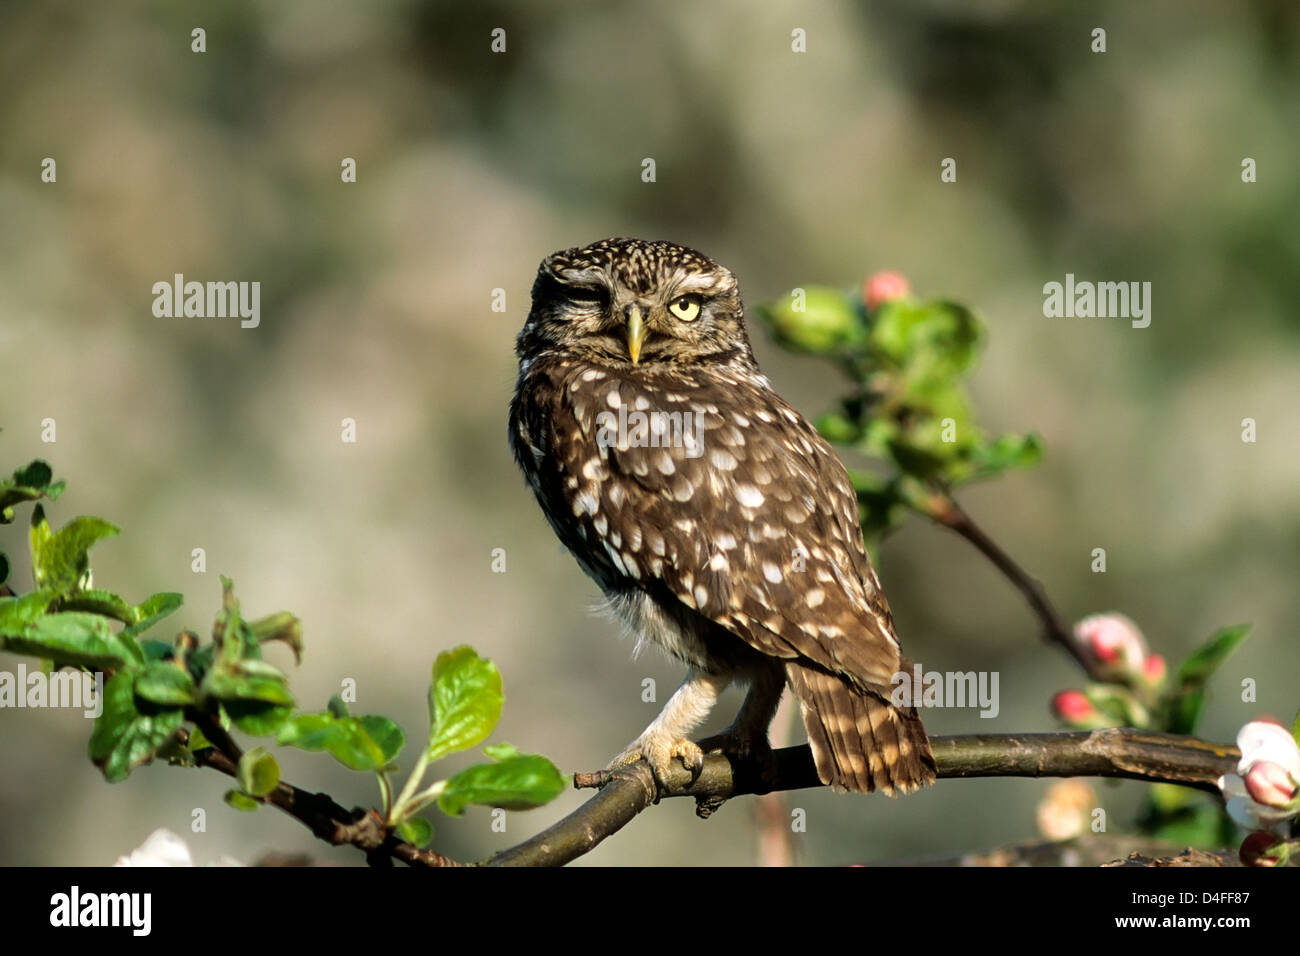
(0, 460, 63, 523)
(223, 700, 293, 737)
(815, 412, 861, 445)
(359, 715, 405, 764)
(1176, 624, 1252, 685)
(248, 611, 303, 664)
(276, 710, 405, 772)
(5, 611, 142, 668)
(187, 725, 213, 751)
(757, 287, 863, 354)
(482, 742, 522, 760)
(121, 592, 184, 641)
(973, 432, 1044, 475)
(134, 662, 198, 706)
(212, 576, 245, 663)
(1083, 684, 1149, 728)
(201, 658, 294, 706)
(397, 817, 434, 848)
(224, 790, 260, 812)
(88, 672, 185, 782)
(58, 589, 136, 623)
(438, 754, 567, 816)
(30, 508, 120, 594)
(1166, 685, 1207, 735)
(870, 299, 981, 374)
(238, 747, 280, 797)
(0, 589, 57, 635)
(140, 640, 173, 663)
(427, 646, 503, 761)
(12, 459, 53, 490)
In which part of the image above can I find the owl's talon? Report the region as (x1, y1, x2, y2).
(695, 730, 777, 785)
(608, 735, 705, 791)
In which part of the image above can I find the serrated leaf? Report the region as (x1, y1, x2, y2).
(276, 710, 405, 772)
(31, 510, 119, 594)
(397, 817, 434, 848)
(427, 646, 503, 761)
(1176, 624, 1252, 685)
(58, 589, 136, 623)
(437, 754, 567, 816)
(134, 662, 198, 706)
(238, 747, 280, 797)
(224, 790, 260, 812)
(5, 611, 141, 668)
(88, 672, 185, 782)
(0, 589, 57, 635)
(121, 592, 183, 641)
(359, 715, 405, 763)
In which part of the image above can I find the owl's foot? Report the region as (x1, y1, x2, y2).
(696, 728, 778, 787)
(608, 733, 705, 790)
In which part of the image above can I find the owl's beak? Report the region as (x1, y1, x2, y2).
(625, 307, 646, 365)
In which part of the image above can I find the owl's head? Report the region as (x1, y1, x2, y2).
(519, 237, 755, 369)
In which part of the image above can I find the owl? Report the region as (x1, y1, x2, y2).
(509, 237, 936, 795)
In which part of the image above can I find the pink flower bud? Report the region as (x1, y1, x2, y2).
(1052, 690, 1095, 724)
(862, 271, 911, 311)
(1245, 761, 1298, 809)
(1239, 831, 1285, 867)
(1142, 654, 1167, 685)
(1072, 613, 1148, 678)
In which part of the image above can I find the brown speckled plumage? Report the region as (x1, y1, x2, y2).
(509, 238, 936, 794)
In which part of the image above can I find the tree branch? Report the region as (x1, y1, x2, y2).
(486, 730, 1238, 867)
(182, 721, 465, 867)
(921, 491, 1105, 679)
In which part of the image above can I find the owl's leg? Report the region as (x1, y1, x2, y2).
(609, 667, 731, 788)
(697, 660, 784, 761)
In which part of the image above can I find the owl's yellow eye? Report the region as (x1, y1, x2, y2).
(668, 295, 701, 322)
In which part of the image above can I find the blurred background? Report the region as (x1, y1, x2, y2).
(1, 0, 1297, 866)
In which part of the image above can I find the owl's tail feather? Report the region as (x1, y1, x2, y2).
(785, 662, 937, 796)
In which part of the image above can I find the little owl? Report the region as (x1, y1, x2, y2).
(509, 237, 936, 795)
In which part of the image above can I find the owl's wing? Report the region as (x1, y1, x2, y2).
(554, 362, 904, 695)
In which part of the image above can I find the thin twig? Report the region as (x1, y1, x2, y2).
(922, 491, 1104, 679)
(183, 724, 466, 867)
